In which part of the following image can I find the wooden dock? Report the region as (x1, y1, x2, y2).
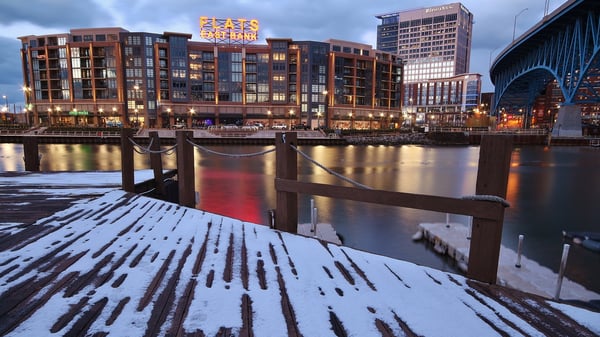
(415, 222, 600, 302)
(1, 172, 599, 336)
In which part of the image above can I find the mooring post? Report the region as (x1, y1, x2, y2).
(176, 130, 195, 208)
(22, 136, 40, 171)
(515, 234, 524, 268)
(120, 128, 135, 193)
(148, 131, 164, 196)
(275, 132, 298, 233)
(467, 135, 513, 284)
(554, 243, 570, 300)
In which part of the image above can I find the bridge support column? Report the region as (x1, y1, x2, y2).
(552, 104, 582, 137)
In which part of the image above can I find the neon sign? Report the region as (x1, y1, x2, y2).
(199, 16, 259, 43)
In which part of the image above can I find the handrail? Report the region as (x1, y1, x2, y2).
(275, 178, 505, 221)
(273, 132, 514, 285)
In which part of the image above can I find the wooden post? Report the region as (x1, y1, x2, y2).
(275, 132, 298, 233)
(120, 128, 135, 193)
(148, 131, 164, 196)
(22, 136, 40, 172)
(467, 135, 513, 284)
(176, 130, 195, 208)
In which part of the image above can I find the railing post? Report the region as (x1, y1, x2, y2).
(22, 136, 40, 172)
(275, 132, 298, 233)
(467, 135, 513, 284)
(176, 130, 195, 208)
(148, 131, 164, 196)
(120, 128, 135, 193)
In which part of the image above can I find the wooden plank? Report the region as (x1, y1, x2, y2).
(275, 179, 504, 220)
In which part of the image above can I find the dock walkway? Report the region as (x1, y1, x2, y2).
(1, 172, 599, 336)
(416, 222, 600, 302)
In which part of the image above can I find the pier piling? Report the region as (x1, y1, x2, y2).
(22, 136, 40, 171)
(120, 128, 135, 192)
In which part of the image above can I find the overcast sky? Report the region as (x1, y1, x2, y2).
(0, 0, 565, 109)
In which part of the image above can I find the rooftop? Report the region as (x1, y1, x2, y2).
(0, 171, 599, 336)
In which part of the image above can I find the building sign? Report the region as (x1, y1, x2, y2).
(425, 5, 454, 14)
(199, 16, 259, 44)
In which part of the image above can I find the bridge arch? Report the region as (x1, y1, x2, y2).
(490, 0, 600, 136)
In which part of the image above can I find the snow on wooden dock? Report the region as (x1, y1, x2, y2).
(416, 222, 600, 302)
(1, 172, 600, 336)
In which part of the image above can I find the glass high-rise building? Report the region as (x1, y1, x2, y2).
(376, 3, 473, 82)
(376, 3, 481, 126)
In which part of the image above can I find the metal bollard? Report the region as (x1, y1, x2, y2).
(515, 234, 524, 268)
(553, 244, 570, 300)
(445, 213, 450, 228)
(310, 199, 315, 232)
(312, 207, 318, 236)
(267, 209, 276, 229)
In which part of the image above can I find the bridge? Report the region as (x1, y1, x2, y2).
(490, 0, 600, 137)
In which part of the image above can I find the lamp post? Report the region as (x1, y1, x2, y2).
(368, 113, 373, 130)
(22, 86, 33, 126)
(513, 8, 528, 41)
(289, 109, 294, 130)
(316, 112, 321, 130)
(189, 108, 195, 128)
(348, 112, 353, 129)
(267, 110, 272, 128)
(2, 95, 7, 109)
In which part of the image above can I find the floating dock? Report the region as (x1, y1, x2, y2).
(415, 222, 600, 302)
(297, 222, 343, 245)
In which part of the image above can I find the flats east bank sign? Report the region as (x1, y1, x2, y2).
(199, 16, 260, 42)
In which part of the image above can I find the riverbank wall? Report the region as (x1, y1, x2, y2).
(1, 128, 597, 146)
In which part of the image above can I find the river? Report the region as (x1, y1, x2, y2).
(1, 142, 599, 295)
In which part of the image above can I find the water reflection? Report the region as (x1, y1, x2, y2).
(1, 143, 599, 294)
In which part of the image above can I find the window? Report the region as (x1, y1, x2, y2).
(272, 52, 286, 61)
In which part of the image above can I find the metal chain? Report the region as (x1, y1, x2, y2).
(128, 137, 177, 155)
(186, 138, 276, 158)
(128, 137, 154, 154)
(290, 144, 373, 190)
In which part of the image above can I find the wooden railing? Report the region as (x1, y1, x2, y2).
(273, 132, 513, 284)
(119, 130, 514, 285)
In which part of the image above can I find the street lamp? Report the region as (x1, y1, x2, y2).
(189, 108, 195, 128)
(316, 111, 321, 129)
(267, 110, 272, 128)
(289, 109, 294, 130)
(348, 112, 353, 129)
(513, 8, 528, 41)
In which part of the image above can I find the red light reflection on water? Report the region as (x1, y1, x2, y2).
(196, 170, 265, 225)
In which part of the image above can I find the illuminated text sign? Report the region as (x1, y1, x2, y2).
(199, 16, 259, 43)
